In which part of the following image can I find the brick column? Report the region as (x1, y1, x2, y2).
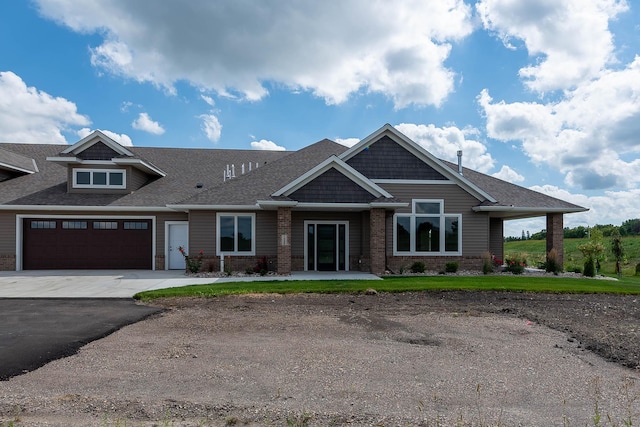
(277, 207, 292, 275)
(546, 213, 564, 269)
(369, 208, 386, 275)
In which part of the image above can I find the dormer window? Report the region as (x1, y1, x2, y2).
(73, 168, 126, 189)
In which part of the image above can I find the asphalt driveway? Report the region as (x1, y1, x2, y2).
(0, 299, 162, 380)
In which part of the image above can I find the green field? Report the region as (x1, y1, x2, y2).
(504, 235, 640, 277)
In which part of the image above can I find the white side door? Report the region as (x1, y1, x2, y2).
(167, 222, 188, 270)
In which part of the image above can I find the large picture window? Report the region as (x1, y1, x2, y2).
(217, 213, 255, 255)
(393, 199, 461, 255)
(73, 168, 126, 189)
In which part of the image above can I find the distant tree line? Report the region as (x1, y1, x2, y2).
(505, 218, 640, 241)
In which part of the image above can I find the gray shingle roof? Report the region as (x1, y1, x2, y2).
(175, 139, 349, 206)
(444, 161, 584, 210)
(0, 138, 586, 216)
(0, 143, 289, 207)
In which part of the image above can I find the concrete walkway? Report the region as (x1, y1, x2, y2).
(0, 270, 381, 298)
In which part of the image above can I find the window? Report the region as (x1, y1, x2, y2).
(393, 199, 461, 255)
(124, 221, 148, 230)
(72, 169, 126, 189)
(217, 213, 255, 255)
(62, 221, 87, 229)
(93, 221, 118, 230)
(31, 220, 56, 229)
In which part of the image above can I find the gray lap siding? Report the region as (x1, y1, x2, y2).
(0, 211, 16, 270)
(187, 210, 278, 273)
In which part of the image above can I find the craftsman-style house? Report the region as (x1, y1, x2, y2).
(0, 124, 586, 274)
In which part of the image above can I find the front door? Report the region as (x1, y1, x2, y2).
(305, 221, 348, 271)
(317, 224, 337, 271)
(167, 222, 188, 269)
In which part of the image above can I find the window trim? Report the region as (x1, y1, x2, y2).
(216, 213, 256, 256)
(393, 199, 462, 256)
(72, 168, 126, 189)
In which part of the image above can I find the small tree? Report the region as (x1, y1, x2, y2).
(610, 229, 624, 278)
(578, 229, 604, 277)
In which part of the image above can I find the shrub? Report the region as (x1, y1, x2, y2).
(636, 263, 640, 276)
(410, 261, 425, 273)
(445, 262, 459, 273)
(254, 256, 268, 273)
(505, 253, 526, 275)
(545, 248, 562, 275)
(178, 246, 203, 273)
(584, 258, 596, 277)
(482, 251, 493, 275)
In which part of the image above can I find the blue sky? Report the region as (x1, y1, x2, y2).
(1, 0, 639, 237)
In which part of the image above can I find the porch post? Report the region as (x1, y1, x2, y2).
(370, 208, 386, 275)
(277, 206, 292, 275)
(546, 213, 564, 269)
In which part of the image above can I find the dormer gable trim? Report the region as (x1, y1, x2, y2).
(0, 147, 38, 175)
(339, 123, 497, 203)
(0, 160, 38, 175)
(273, 155, 393, 199)
(46, 131, 166, 178)
(113, 158, 166, 177)
(61, 130, 134, 157)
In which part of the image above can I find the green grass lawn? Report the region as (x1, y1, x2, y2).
(505, 235, 640, 276)
(135, 274, 640, 301)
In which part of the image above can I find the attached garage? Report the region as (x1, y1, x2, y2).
(22, 218, 152, 270)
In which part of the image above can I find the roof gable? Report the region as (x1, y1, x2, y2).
(60, 130, 133, 158)
(75, 141, 123, 160)
(46, 131, 166, 178)
(289, 167, 379, 203)
(340, 124, 496, 202)
(273, 156, 392, 200)
(345, 135, 447, 180)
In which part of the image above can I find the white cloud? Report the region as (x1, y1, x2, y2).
(0, 71, 90, 144)
(335, 138, 360, 148)
(199, 113, 222, 143)
(200, 95, 215, 107)
(491, 165, 524, 183)
(132, 112, 165, 135)
(477, 0, 628, 92)
(34, 0, 473, 108)
(479, 56, 640, 191)
(395, 123, 495, 172)
(250, 139, 286, 151)
(77, 127, 133, 146)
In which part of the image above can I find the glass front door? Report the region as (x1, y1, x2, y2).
(317, 224, 336, 271)
(305, 222, 348, 271)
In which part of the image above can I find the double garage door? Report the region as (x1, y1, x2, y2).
(23, 218, 152, 270)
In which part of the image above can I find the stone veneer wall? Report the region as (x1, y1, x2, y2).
(0, 254, 15, 271)
(386, 256, 484, 274)
(277, 207, 292, 275)
(546, 213, 564, 268)
(369, 208, 386, 275)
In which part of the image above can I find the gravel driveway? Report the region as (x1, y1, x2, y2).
(1, 291, 639, 426)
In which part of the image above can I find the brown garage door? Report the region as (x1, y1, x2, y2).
(23, 219, 152, 269)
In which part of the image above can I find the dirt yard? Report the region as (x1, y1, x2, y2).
(1, 291, 639, 426)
